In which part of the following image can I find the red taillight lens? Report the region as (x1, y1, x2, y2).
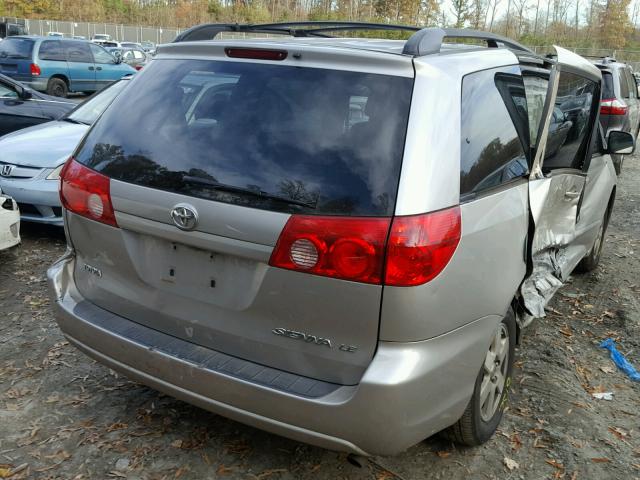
(30, 63, 41, 76)
(225, 47, 288, 61)
(135, 65, 143, 71)
(600, 98, 628, 115)
(269, 216, 391, 284)
(384, 207, 461, 286)
(59, 158, 118, 227)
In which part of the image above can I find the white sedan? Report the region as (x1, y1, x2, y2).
(0, 187, 20, 251)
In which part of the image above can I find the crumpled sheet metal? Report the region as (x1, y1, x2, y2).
(519, 248, 569, 328)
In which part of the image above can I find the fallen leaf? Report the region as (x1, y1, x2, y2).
(171, 439, 183, 449)
(504, 457, 519, 470)
(0, 468, 12, 479)
(436, 451, 450, 458)
(217, 464, 234, 476)
(257, 469, 288, 479)
(545, 459, 564, 470)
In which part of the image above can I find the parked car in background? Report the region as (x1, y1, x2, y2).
(0, 73, 74, 136)
(47, 32, 64, 37)
(141, 41, 156, 54)
(0, 187, 20, 251)
(0, 22, 27, 40)
(121, 42, 142, 49)
(92, 34, 112, 42)
(0, 36, 135, 97)
(48, 24, 631, 457)
(73, 35, 86, 40)
(590, 56, 640, 174)
(121, 47, 151, 70)
(0, 77, 130, 226)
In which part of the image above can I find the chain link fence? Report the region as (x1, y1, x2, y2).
(1, 16, 181, 44)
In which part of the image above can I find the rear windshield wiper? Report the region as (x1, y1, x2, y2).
(182, 175, 317, 209)
(3, 54, 29, 59)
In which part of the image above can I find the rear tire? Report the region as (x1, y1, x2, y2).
(443, 308, 516, 446)
(46, 78, 68, 98)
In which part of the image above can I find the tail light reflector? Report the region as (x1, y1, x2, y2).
(59, 158, 118, 227)
(269, 206, 461, 286)
(135, 65, 143, 71)
(385, 207, 461, 286)
(600, 98, 628, 115)
(269, 216, 390, 284)
(225, 47, 288, 61)
(30, 63, 41, 76)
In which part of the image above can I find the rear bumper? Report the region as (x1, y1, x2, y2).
(22, 77, 49, 92)
(47, 252, 499, 456)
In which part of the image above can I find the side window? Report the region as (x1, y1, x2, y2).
(522, 75, 549, 146)
(618, 69, 630, 99)
(0, 81, 18, 98)
(64, 41, 93, 63)
(460, 67, 529, 198)
(625, 68, 637, 99)
(89, 43, 115, 64)
(38, 40, 65, 61)
(133, 50, 145, 60)
(541, 71, 597, 170)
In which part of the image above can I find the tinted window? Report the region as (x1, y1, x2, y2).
(75, 59, 413, 216)
(618, 68, 630, 98)
(602, 72, 614, 99)
(0, 38, 34, 59)
(67, 80, 128, 125)
(460, 66, 528, 197)
(64, 41, 92, 63)
(542, 72, 597, 170)
(90, 43, 115, 64)
(624, 68, 637, 98)
(523, 75, 549, 146)
(38, 40, 65, 61)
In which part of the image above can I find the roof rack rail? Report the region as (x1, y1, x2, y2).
(402, 28, 534, 55)
(173, 21, 420, 43)
(173, 22, 534, 57)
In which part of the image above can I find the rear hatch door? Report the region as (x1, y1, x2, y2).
(67, 50, 414, 384)
(0, 37, 34, 78)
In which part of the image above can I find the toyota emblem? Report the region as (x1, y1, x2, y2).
(170, 204, 198, 231)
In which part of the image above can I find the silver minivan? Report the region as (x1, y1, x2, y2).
(48, 23, 634, 456)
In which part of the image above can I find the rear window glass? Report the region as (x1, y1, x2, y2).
(602, 72, 614, 99)
(618, 68, 630, 98)
(75, 59, 413, 216)
(0, 38, 34, 59)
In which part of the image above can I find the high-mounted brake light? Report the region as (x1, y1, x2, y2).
(59, 158, 118, 227)
(384, 207, 461, 286)
(269, 206, 461, 286)
(225, 47, 288, 61)
(600, 98, 628, 115)
(30, 63, 41, 76)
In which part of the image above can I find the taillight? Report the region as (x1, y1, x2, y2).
(225, 48, 287, 61)
(269, 216, 390, 284)
(600, 98, 628, 115)
(385, 207, 461, 286)
(269, 206, 461, 286)
(30, 63, 41, 76)
(59, 158, 118, 227)
(135, 65, 143, 71)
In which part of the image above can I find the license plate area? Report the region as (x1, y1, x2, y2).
(122, 231, 267, 310)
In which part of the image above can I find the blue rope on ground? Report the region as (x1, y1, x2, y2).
(600, 338, 640, 382)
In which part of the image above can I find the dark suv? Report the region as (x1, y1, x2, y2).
(591, 57, 640, 174)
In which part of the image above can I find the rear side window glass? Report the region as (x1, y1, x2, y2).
(618, 68, 630, 98)
(64, 41, 92, 63)
(602, 72, 614, 99)
(542, 71, 597, 170)
(624, 68, 637, 98)
(0, 38, 34, 59)
(460, 66, 529, 198)
(39, 40, 65, 61)
(522, 75, 549, 146)
(75, 59, 413, 216)
(89, 43, 115, 64)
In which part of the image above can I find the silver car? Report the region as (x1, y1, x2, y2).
(0, 78, 129, 225)
(47, 24, 633, 456)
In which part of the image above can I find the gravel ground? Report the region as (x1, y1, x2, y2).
(1, 157, 639, 479)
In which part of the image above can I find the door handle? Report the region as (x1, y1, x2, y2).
(564, 190, 581, 200)
(88, 66, 94, 71)
(96, 66, 102, 71)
